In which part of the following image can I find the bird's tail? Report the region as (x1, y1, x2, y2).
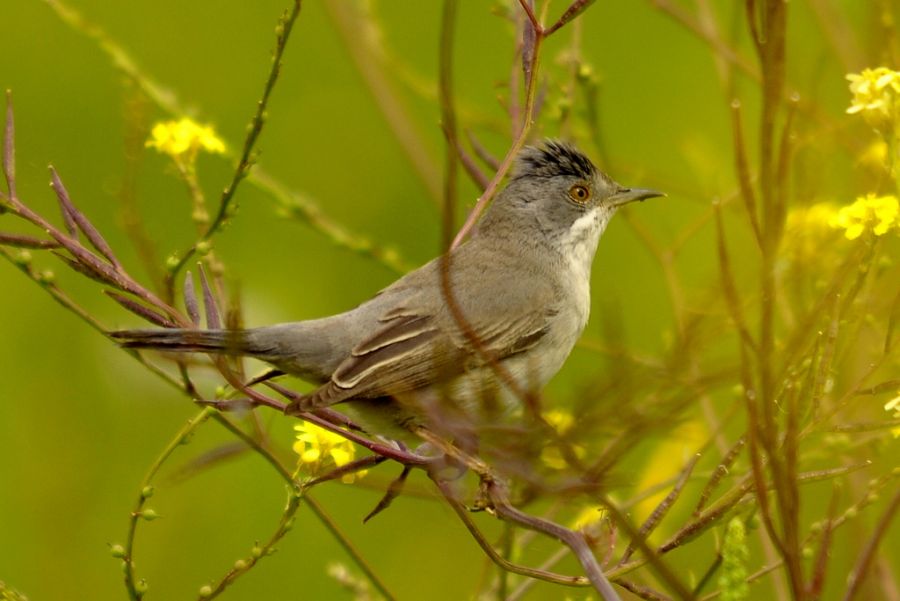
(110, 328, 255, 355)
(112, 322, 339, 383)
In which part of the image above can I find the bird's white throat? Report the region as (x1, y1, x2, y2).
(562, 208, 610, 276)
(557, 207, 612, 327)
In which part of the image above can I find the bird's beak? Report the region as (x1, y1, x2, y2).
(608, 187, 666, 207)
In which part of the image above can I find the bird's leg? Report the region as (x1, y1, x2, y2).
(255, 379, 330, 416)
(413, 426, 493, 480)
(244, 368, 285, 387)
(283, 394, 320, 416)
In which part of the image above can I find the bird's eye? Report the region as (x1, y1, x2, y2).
(568, 184, 591, 203)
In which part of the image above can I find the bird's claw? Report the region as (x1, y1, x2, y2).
(284, 396, 316, 415)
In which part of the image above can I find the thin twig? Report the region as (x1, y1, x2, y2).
(3, 89, 16, 202)
(843, 486, 900, 601)
(599, 496, 694, 600)
(210, 413, 398, 601)
(440, 0, 460, 249)
(451, 1, 543, 249)
(323, 0, 441, 206)
(43, 0, 411, 276)
(0, 233, 60, 249)
(50, 165, 120, 266)
(545, 0, 597, 36)
(619, 453, 701, 565)
(432, 479, 591, 588)
(124, 408, 216, 600)
(167, 0, 304, 282)
(729, 101, 763, 248)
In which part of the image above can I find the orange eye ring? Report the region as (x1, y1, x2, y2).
(568, 184, 591, 203)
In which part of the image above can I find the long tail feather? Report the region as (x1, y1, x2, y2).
(110, 328, 244, 353)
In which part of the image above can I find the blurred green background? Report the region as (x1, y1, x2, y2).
(0, 1, 894, 599)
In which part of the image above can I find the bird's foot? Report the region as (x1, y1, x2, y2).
(283, 395, 317, 416)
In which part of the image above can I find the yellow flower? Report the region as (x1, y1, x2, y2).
(857, 139, 889, 170)
(846, 67, 900, 125)
(571, 505, 605, 531)
(786, 203, 838, 231)
(293, 422, 364, 483)
(829, 194, 900, 240)
(634, 419, 706, 523)
(543, 409, 575, 434)
(540, 409, 587, 470)
(885, 394, 900, 438)
(146, 118, 226, 161)
(783, 202, 840, 260)
(571, 505, 608, 551)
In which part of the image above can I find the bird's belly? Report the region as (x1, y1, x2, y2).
(343, 301, 588, 442)
(343, 332, 581, 444)
(440, 328, 580, 415)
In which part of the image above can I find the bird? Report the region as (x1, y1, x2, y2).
(113, 140, 662, 443)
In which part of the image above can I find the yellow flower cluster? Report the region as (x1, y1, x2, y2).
(847, 67, 900, 126)
(829, 193, 900, 240)
(293, 422, 364, 483)
(146, 118, 226, 162)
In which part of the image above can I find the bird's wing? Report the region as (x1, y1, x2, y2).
(306, 261, 557, 407)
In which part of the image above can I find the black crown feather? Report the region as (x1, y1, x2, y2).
(513, 140, 597, 180)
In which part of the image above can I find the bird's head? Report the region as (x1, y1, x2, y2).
(481, 140, 663, 247)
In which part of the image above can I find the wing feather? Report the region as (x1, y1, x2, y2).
(306, 247, 559, 407)
(311, 312, 549, 406)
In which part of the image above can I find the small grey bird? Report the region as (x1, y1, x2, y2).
(114, 141, 661, 442)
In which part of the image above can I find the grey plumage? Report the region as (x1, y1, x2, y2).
(113, 140, 661, 441)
